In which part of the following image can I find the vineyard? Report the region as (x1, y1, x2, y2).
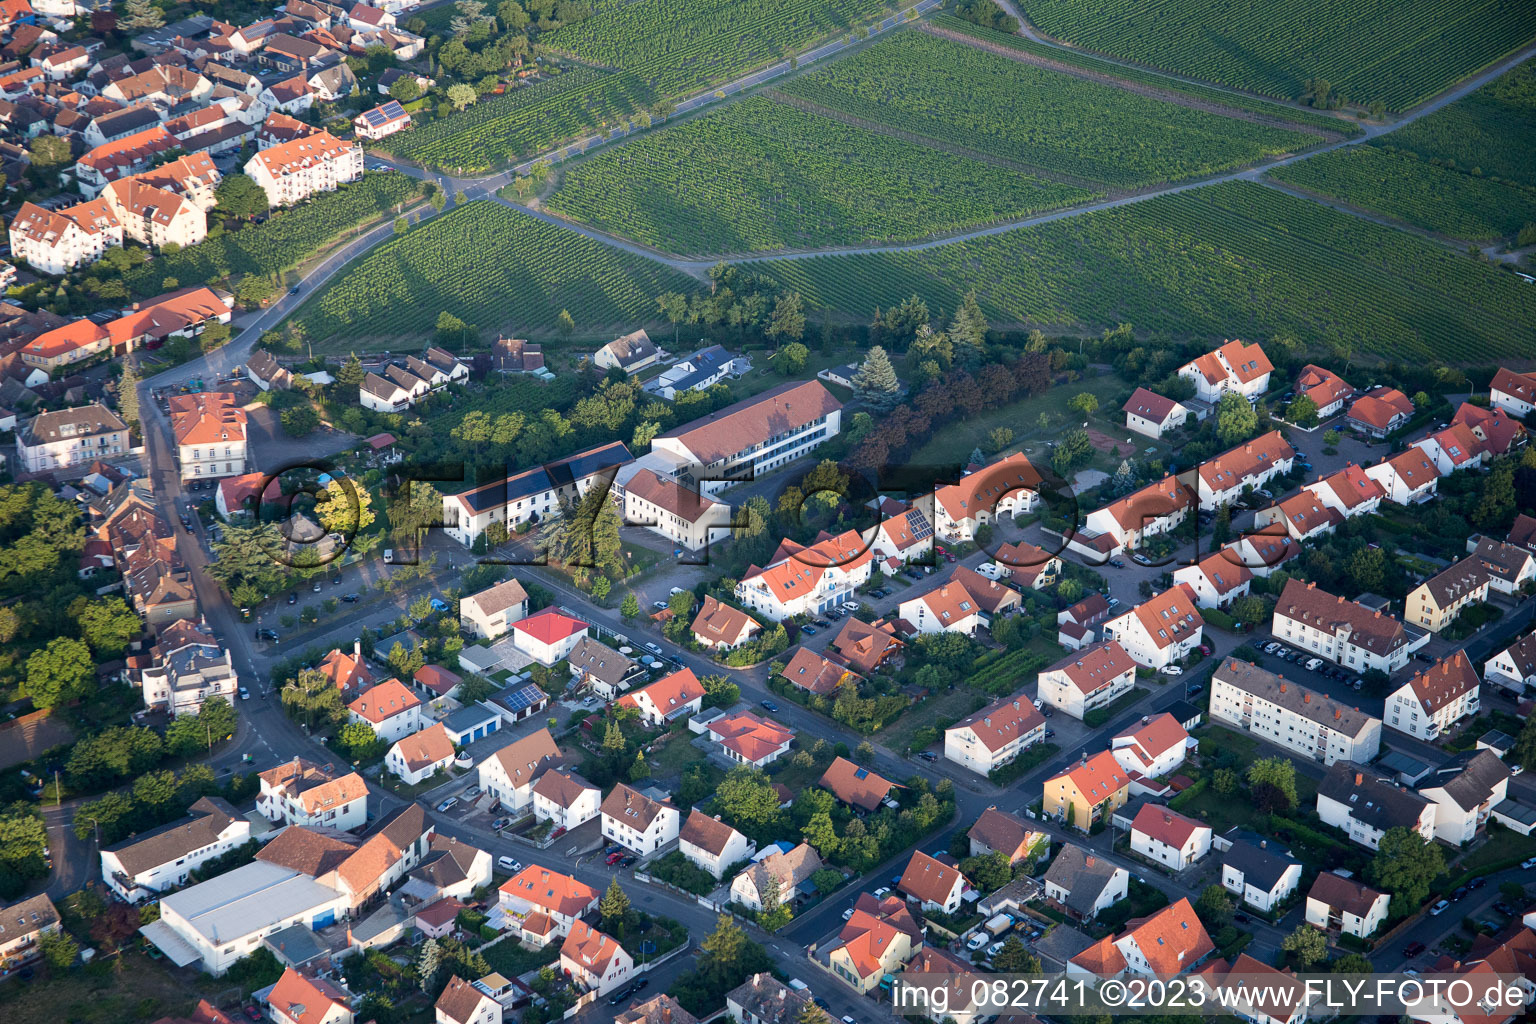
(377, 66, 657, 172)
(1019, 0, 1536, 111)
(543, 0, 890, 98)
(927, 14, 1356, 136)
(1378, 59, 1536, 184)
(293, 202, 698, 342)
(1270, 146, 1536, 241)
(121, 173, 421, 297)
(750, 180, 1536, 363)
(777, 32, 1320, 190)
(543, 96, 1098, 255)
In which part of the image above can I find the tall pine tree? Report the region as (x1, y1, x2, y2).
(851, 345, 901, 411)
(117, 361, 140, 429)
(949, 288, 988, 362)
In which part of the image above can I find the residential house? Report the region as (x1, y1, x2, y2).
(266, 969, 354, 1024)
(1042, 844, 1127, 922)
(991, 540, 1060, 589)
(566, 637, 642, 699)
(560, 921, 633, 995)
(592, 329, 663, 374)
(16, 403, 128, 474)
(347, 678, 423, 743)
(1129, 804, 1211, 871)
(1304, 872, 1388, 939)
(1419, 750, 1510, 846)
(435, 974, 501, 1024)
(819, 756, 898, 813)
(476, 729, 560, 813)
(823, 892, 922, 994)
(1365, 448, 1441, 505)
(898, 576, 989, 636)
(779, 647, 861, 697)
(1080, 475, 1196, 555)
(1385, 650, 1480, 741)
(943, 691, 1046, 777)
(1220, 837, 1302, 913)
(1179, 340, 1272, 403)
(1303, 463, 1385, 521)
(1194, 430, 1295, 510)
(928, 452, 1042, 542)
(1316, 761, 1435, 849)
(1191, 955, 1314, 1024)
(897, 850, 966, 913)
(691, 595, 762, 651)
(1294, 364, 1353, 417)
(727, 973, 816, 1024)
(1100, 585, 1204, 670)
(8, 198, 122, 273)
(77, 124, 182, 192)
(137, 619, 238, 716)
(1454, 401, 1527, 456)
(244, 129, 362, 207)
(99, 796, 250, 903)
(1408, 558, 1491, 634)
(827, 617, 903, 675)
(0, 893, 60, 973)
(412, 664, 462, 702)
(1037, 640, 1136, 720)
(898, 950, 984, 1024)
(615, 668, 705, 727)
(652, 381, 842, 495)
(1209, 659, 1382, 765)
(731, 843, 822, 912)
(510, 608, 588, 666)
(966, 806, 1046, 864)
(1414, 422, 1485, 475)
(622, 468, 732, 553)
(1490, 366, 1536, 418)
(1044, 751, 1130, 831)
(386, 723, 456, 786)
(600, 782, 680, 855)
(706, 711, 794, 768)
(256, 758, 368, 831)
(497, 864, 597, 944)
(1122, 387, 1189, 439)
(865, 497, 936, 567)
(736, 528, 873, 621)
(679, 810, 754, 880)
(441, 441, 632, 547)
(615, 996, 696, 1024)
(102, 177, 206, 250)
(1057, 593, 1112, 650)
(353, 99, 409, 139)
(1484, 631, 1536, 694)
(244, 349, 293, 392)
(1173, 551, 1254, 610)
(1470, 537, 1536, 595)
(1111, 713, 1195, 786)
(1069, 897, 1213, 978)
(649, 344, 746, 399)
(1271, 579, 1422, 675)
(531, 769, 600, 831)
(1253, 489, 1341, 544)
(458, 578, 529, 639)
(170, 391, 248, 482)
(315, 643, 374, 698)
(1346, 387, 1415, 437)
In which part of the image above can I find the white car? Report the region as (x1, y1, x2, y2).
(1520, 857, 1536, 870)
(1162, 665, 1184, 675)
(1429, 899, 1451, 916)
(841, 601, 860, 612)
(645, 642, 663, 655)
(986, 941, 1006, 959)
(1512, 764, 1525, 776)
(842, 907, 855, 921)
(872, 887, 891, 899)
(966, 932, 989, 951)
(1304, 657, 1324, 671)
(669, 587, 685, 596)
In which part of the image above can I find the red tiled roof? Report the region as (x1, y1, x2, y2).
(347, 678, 420, 723)
(818, 756, 897, 812)
(513, 607, 587, 645)
(1122, 897, 1213, 974)
(1347, 388, 1413, 430)
(501, 864, 597, 918)
(933, 452, 1041, 522)
(1050, 750, 1129, 803)
(1130, 803, 1207, 849)
(655, 380, 841, 465)
(1043, 640, 1133, 694)
(898, 850, 964, 906)
(1122, 387, 1183, 424)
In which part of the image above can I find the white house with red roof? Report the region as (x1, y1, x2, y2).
(1122, 387, 1189, 439)
(1227, 529, 1302, 578)
(614, 668, 705, 727)
(266, 967, 354, 1024)
(1294, 363, 1354, 417)
(1129, 804, 1211, 870)
(1490, 366, 1536, 418)
(315, 642, 375, 697)
(864, 495, 935, 566)
(1068, 897, 1214, 979)
(510, 608, 588, 666)
(1253, 489, 1342, 544)
(8, 198, 123, 273)
(386, 722, 455, 785)
(346, 678, 422, 742)
(1384, 651, 1480, 741)
(560, 921, 633, 996)
(943, 690, 1046, 775)
(897, 850, 967, 913)
(1037, 640, 1135, 720)
(1081, 474, 1195, 555)
(498, 864, 598, 944)
(735, 528, 873, 621)
(1414, 421, 1485, 475)
(1172, 551, 1253, 610)
(1178, 340, 1272, 404)
(1346, 387, 1414, 438)
(1303, 464, 1384, 521)
(1365, 448, 1441, 505)
(170, 391, 248, 482)
(706, 711, 794, 768)
(928, 452, 1041, 542)
(1111, 713, 1194, 785)
(244, 129, 362, 206)
(1454, 402, 1528, 456)
(1194, 430, 1294, 510)
(1100, 585, 1204, 670)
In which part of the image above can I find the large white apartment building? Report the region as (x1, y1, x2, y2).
(1271, 578, 1424, 675)
(943, 691, 1046, 776)
(244, 130, 363, 206)
(16, 404, 129, 475)
(1384, 651, 1480, 741)
(1037, 640, 1136, 720)
(441, 442, 632, 547)
(8, 198, 122, 274)
(1209, 659, 1382, 765)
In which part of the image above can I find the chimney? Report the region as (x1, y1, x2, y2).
(1335, 709, 1342, 720)
(1355, 772, 1363, 786)
(1303, 693, 1310, 704)
(1279, 683, 1286, 693)
(1086, 855, 1095, 867)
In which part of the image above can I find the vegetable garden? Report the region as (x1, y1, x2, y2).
(751, 180, 1536, 363)
(121, 173, 422, 297)
(293, 202, 698, 341)
(543, 96, 1098, 255)
(777, 31, 1321, 190)
(1018, 0, 1536, 111)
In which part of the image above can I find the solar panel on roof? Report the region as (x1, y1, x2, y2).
(499, 683, 544, 713)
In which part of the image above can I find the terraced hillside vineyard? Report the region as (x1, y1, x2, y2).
(750, 181, 1536, 363)
(543, 0, 889, 98)
(777, 31, 1321, 190)
(1269, 61, 1536, 240)
(378, 66, 657, 172)
(1019, 0, 1536, 111)
(543, 96, 1099, 255)
(293, 203, 699, 342)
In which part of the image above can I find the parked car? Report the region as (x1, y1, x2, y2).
(917, 751, 938, 761)
(1402, 941, 1426, 958)
(1040, 706, 1053, 717)
(341, 593, 359, 603)
(1162, 665, 1184, 675)
(606, 851, 624, 865)
(842, 601, 860, 611)
(800, 626, 817, 636)
(1304, 657, 1324, 671)
(497, 856, 521, 872)
(255, 628, 279, 642)
(491, 817, 512, 831)
(842, 907, 855, 921)
(872, 887, 891, 899)
(760, 700, 779, 713)
(1043, 728, 1055, 739)
(464, 785, 482, 800)
(436, 797, 458, 812)
(986, 941, 1005, 959)
(645, 642, 663, 655)
(669, 587, 686, 596)
(1186, 683, 1203, 695)
(1429, 899, 1451, 915)
(1523, 857, 1536, 870)
(239, 687, 250, 700)
(653, 601, 668, 610)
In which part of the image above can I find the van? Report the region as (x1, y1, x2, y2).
(497, 855, 521, 873)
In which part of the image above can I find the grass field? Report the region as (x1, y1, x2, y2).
(544, 96, 1099, 254)
(751, 179, 1536, 363)
(777, 31, 1321, 190)
(1019, 0, 1536, 112)
(1269, 62, 1536, 240)
(905, 372, 1130, 468)
(293, 201, 699, 342)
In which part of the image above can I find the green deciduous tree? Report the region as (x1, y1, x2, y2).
(1246, 756, 1297, 812)
(215, 173, 269, 220)
(770, 341, 809, 375)
(1216, 391, 1259, 445)
(992, 935, 1040, 973)
(1367, 826, 1445, 909)
(1195, 884, 1234, 928)
(1281, 924, 1328, 969)
(24, 637, 93, 709)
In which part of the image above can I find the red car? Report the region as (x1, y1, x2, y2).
(606, 851, 624, 865)
(244, 1008, 263, 1022)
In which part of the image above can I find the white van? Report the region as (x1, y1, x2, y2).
(498, 855, 521, 873)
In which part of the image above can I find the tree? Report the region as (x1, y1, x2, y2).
(767, 291, 805, 343)
(120, 0, 164, 31)
(628, 749, 650, 781)
(700, 673, 738, 709)
(1512, 713, 1536, 771)
(282, 667, 345, 729)
(992, 935, 1040, 973)
(600, 878, 635, 935)
(28, 133, 71, 168)
(851, 345, 902, 410)
(117, 361, 141, 429)
(24, 637, 93, 709)
(1216, 391, 1259, 445)
(39, 930, 78, 969)
(715, 765, 782, 829)
(989, 426, 1014, 452)
(335, 354, 365, 394)
(417, 937, 443, 993)
(770, 342, 809, 375)
(199, 696, 236, 742)
(280, 403, 320, 437)
(1067, 392, 1099, 419)
(1331, 953, 1374, 974)
(801, 811, 839, 856)
(77, 597, 141, 657)
(1211, 768, 1239, 796)
(318, 479, 375, 536)
(389, 75, 422, 102)
(960, 851, 1012, 892)
(1281, 925, 1327, 969)
(1195, 884, 1234, 928)
(1286, 394, 1319, 428)
(1367, 826, 1445, 909)
(557, 309, 575, 335)
(620, 593, 640, 620)
(1246, 756, 1297, 811)
(948, 289, 988, 360)
(447, 83, 477, 110)
(215, 173, 269, 220)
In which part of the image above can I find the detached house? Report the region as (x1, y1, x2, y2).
(592, 328, 663, 374)
(967, 807, 1046, 865)
(679, 810, 754, 880)
(347, 678, 422, 743)
(1484, 631, 1536, 694)
(1305, 872, 1388, 939)
(170, 391, 248, 482)
(1100, 585, 1204, 670)
(1122, 387, 1189, 439)
(510, 608, 588, 666)
(1385, 650, 1480, 741)
(1178, 340, 1272, 403)
(1220, 837, 1302, 913)
(819, 756, 898, 813)
(435, 975, 501, 1024)
(943, 691, 1045, 776)
(1407, 558, 1490, 634)
(1470, 537, 1536, 595)
(824, 892, 923, 994)
(561, 921, 633, 996)
(929, 452, 1041, 542)
(1419, 750, 1509, 846)
(1111, 713, 1195, 786)
(991, 540, 1060, 589)
(531, 769, 600, 831)
(1255, 489, 1340, 544)
(731, 843, 822, 912)
(1172, 551, 1253, 610)
(1129, 804, 1211, 871)
(458, 577, 528, 639)
(100, 796, 250, 903)
(600, 782, 680, 855)
(828, 617, 904, 675)
(1044, 751, 1130, 831)
(256, 758, 367, 831)
(691, 595, 762, 651)
(615, 668, 705, 727)
(780, 647, 861, 696)
(1490, 366, 1536, 418)
(1037, 640, 1136, 720)
(706, 711, 794, 768)
(1294, 364, 1353, 417)
(1042, 844, 1127, 922)
(497, 864, 597, 945)
(1346, 387, 1414, 437)
(386, 723, 456, 786)
(1068, 897, 1213, 979)
(897, 850, 966, 913)
(566, 638, 642, 699)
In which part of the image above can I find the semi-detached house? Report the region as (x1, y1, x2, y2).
(476, 728, 561, 813)
(1220, 838, 1302, 912)
(1316, 761, 1434, 849)
(1208, 659, 1382, 766)
(1178, 339, 1272, 404)
(1068, 897, 1213, 979)
(1194, 430, 1294, 510)
(1172, 551, 1253, 610)
(1418, 750, 1509, 847)
(1305, 872, 1389, 939)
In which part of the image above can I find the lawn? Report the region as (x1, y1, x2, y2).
(1448, 828, 1536, 881)
(0, 953, 233, 1024)
(876, 686, 987, 755)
